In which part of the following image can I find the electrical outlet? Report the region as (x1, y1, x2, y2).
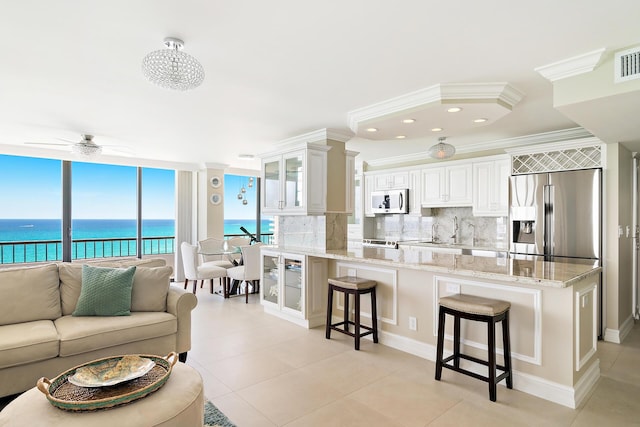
(409, 316, 417, 331)
(446, 284, 460, 294)
(347, 268, 356, 277)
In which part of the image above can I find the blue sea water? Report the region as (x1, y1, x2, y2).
(0, 218, 273, 263)
(0, 219, 272, 242)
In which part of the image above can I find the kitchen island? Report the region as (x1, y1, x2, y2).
(260, 244, 601, 409)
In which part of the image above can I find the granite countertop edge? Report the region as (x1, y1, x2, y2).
(261, 245, 602, 289)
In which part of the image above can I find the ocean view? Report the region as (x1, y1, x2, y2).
(0, 219, 273, 242)
(0, 218, 273, 263)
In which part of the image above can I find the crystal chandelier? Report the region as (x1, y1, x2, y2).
(428, 137, 456, 160)
(142, 37, 205, 91)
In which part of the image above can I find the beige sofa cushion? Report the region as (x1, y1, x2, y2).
(0, 264, 61, 325)
(131, 266, 172, 312)
(58, 263, 84, 315)
(55, 312, 177, 357)
(0, 320, 59, 369)
(59, 262, 172, 315)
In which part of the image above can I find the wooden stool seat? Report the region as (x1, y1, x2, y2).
(435, 293, 513, 402)
(325, 276, 378, 350)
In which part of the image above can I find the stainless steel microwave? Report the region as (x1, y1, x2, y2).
(371, 189, 409, 214)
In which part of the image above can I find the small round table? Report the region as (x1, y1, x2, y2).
(0, 362, 204, 427)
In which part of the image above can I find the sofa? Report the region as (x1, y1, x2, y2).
(0, 258, 197, 398)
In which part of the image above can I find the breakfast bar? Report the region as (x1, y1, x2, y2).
(260, 244, 602, 409)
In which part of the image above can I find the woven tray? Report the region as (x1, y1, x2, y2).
(36, 352, 178, 411)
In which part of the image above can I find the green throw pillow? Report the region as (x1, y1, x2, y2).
(72, 265, 136, 316)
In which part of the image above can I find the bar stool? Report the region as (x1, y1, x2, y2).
(325, 276, 378, 350)
(435, 293, 513, 402)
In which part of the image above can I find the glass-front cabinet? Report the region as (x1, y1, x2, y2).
(261, 252, 280, 306)
(261, 250, 303, 317)
(260, 248, 328, 328)
(282, 257, 303, 313)
(260, 144, 329, 215)
(263, 158, 281, 212)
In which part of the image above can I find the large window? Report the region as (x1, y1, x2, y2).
(72, 162, 137, 259)
(0, 155, 62, 263)
(142, 167, 175, 255)
(0, 154, 175, 264)
(224, 174, 273, 242)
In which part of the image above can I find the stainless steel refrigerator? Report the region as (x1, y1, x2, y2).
(510, 168, 602, 262)
(510, 168, 602, 336)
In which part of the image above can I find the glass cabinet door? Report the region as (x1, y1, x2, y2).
(261, 253, 279, 305)
(263, 158, 281, 211)
(283, 153, 304, 210)
(282, 256, 303, 313)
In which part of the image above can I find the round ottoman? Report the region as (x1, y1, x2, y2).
(0, 362, 204, 427)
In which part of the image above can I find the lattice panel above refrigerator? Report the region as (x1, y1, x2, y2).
(511, 145, 602, 175)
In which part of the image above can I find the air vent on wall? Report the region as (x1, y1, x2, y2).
(615, 46, 640, 83)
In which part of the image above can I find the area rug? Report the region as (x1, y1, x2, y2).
(204, 400, 237, 427)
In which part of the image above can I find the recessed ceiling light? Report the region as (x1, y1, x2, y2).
(238, 154, 255, 160)
(447, 107, 462, 113)
(395, 135, 406, 139)
(431, 127, 443, 132)
(402, 119, 416, 124)
(366, 128, 378, 132)
(473, 118, 488, 123)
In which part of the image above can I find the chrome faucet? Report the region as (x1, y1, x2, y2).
(451, 216, 458, 244)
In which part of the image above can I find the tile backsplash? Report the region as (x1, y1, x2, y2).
(370, 207, 508, 249)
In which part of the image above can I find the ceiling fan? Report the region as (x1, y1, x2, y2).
(24, 134, 132, 158)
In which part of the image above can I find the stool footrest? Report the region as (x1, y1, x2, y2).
(330, 320, 375, 338)
(441, 354, 510, 384)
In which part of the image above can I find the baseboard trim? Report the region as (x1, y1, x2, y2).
(376, 329, 598, 409)
(603, 315, 634, 344)
(619, 315, 635, 343)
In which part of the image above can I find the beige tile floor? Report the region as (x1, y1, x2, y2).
(188, 286, 640, 427)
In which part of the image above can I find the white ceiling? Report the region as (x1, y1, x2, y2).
(0, 1, 639, 171)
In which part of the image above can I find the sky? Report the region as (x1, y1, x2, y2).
(0, 154, 259, 221)
(0, 154, 175, 219)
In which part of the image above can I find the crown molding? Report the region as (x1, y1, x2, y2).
(535, 48, 606, 82)
(348, 82, 525, 133)
(274, 128, 353, 148)
(504, 135, 603, 155)
(364, 127, 594, 168)
(460, 127, 593, 154)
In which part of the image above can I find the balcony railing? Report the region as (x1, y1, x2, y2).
(0, 237, 176, 264)
(0, 233, 274, 265)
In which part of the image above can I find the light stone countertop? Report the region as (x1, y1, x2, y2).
(263, 245, 601, 288)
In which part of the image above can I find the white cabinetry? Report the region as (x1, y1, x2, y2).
(348, 173, 364, 239)
(261, 249, 327, 328)
(364, 168, 426, 216)
(421, 163, 472, 207)
(261, 144, 330, 215)
(373, 171, 409, 190)
(363, 174, 375, 217)
(409, 170, 423, 215)
(472, 157, 510, 216)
